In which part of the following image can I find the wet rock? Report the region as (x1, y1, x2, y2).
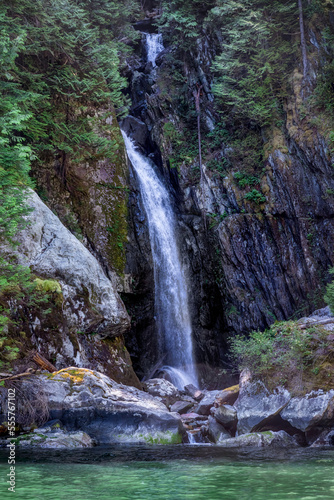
(186, 429, 209, 444)
(170, 400, 195, 415)
(18, 430, 94, 449)
(217, 431, 299, 448)
(212, 404, 237, 433)
(3, 190, 130, 338)
(121, 116, 149, 152)
(184, 384, 204, 401)
(194, 390, 222, 415)
(280, 389, 334, 436)
(143, 378, 179, 398)
(22, 368, 184, 445)
(235, 373, 291, 434)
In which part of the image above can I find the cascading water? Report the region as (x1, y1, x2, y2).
(122, 132, 198, 390)
(144, 33, 164, 67)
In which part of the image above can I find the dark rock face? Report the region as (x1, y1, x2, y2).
(121, 9, 334, 379)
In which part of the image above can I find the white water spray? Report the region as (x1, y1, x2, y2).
(145, 33, 164, 67)
(122, 132, 198, 389)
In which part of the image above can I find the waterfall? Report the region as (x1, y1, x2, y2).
(144, 33, 164, 67)
(122, 132, 198, 390)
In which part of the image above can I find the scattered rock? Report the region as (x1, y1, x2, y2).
(212, 404, 237, 432)
(310, 429, 334, 447)
(214, 385, 239, 407)
(194, 390, 222, 415)
(184, 384, 204, 401)
(204, 416, 231, 444)
(143, 378, 179, 398)
(217, 431, 299, 448)
(170, 400, 194, 415)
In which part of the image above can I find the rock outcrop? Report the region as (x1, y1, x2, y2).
(19, 368, 184, 445)
(1, 190, 140, 386)
(8, 190, 130, 337)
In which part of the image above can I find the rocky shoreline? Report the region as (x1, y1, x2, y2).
(2, 359, 334, 450)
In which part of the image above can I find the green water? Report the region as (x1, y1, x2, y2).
(1, 445, 334, 500)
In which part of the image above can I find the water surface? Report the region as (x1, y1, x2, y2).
(1, 445, 334, 500)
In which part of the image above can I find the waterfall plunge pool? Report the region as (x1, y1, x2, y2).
(1, 445, 334, 499)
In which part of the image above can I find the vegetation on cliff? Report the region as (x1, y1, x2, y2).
(0, 0, 140, 344)
(229, 320, 334, 394)
(158, 0, 334, 176)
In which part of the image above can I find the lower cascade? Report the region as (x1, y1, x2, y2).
(122, 131, 198, 389)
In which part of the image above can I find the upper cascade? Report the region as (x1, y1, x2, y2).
(144, 33, 164, 67)
(122, 131, 198, 390)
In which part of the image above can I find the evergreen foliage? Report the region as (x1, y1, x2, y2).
(208, 0, 299, 126)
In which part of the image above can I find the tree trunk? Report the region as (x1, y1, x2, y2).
(298, 0, 308, 78)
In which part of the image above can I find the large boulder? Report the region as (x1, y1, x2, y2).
(5, 190, 130, 337)
(280, 389, 334, 439)
(22, 368, 184, 445)
(235, 371, 291, 434)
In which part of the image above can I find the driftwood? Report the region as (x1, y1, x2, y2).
(0, 368, 36, 383)
(31, 352, 57, 372)
(299, 318, 334, 330)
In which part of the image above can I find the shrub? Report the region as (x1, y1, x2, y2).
(229, 321, 334, 390)
(244, 189, 266, 204)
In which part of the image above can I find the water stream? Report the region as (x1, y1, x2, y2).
(122, 132, 198, 389)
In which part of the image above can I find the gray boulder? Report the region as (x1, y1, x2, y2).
(205, 416, 231, 444)
(170, 400, 194, 414)
(235, 371, 291, 434)
(217, 431, 298, 448)
(194, 390, 222, 415)
(310, 429, 334, 447)
(143, 378, 179, 398)
(280, 389, 334, 434)
(22, 368, 184, 445)
(4, 190, 130, 337)
(212, 404, 237, 431)
(184, 384, 204, 401)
